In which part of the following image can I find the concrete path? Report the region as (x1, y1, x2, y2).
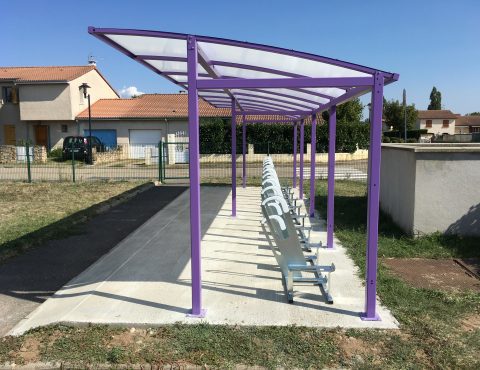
(0, 185, 187, 336)
(10, 186, 397, 335)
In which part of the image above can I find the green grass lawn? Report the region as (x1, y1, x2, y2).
(0, 181, 148, 262)
(1, 181, 479, 368)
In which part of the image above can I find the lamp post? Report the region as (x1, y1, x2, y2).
(80, 83, 93, 164)
(403, 89, 407, 141)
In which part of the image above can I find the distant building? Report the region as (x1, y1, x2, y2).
(0, 66, 118, 148)
(455, 115, 480, 134)
(415, 110, 460, 136)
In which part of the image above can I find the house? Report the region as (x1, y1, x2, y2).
(415, 110, 460, 136)
(0, 66, 230, 158)
(455, 115, 480, 134)
(0, 65, 119, 148)
(75, 93, 229, 158)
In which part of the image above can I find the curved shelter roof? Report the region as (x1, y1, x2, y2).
(88, 27, 398, 121)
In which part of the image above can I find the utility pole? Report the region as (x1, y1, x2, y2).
(403, 89, 407, 141)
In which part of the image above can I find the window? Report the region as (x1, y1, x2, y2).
(442, 120, 449, 128)
(472, 127, 480, 133)
(61, 124, 68, 133)
(2, 86, 13, 103)
(426, 120, 432, 128)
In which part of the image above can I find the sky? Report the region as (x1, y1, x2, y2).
(3, 0, 479, 116)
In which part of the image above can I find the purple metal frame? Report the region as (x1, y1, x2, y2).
(299, 120, 305, 199)
(186, 35, 205, 318)
(362, 72, 384, 321)
(293, 122, 297, 188)
(327, 106, 337, 249)
(242, 114, 246, 188)
(231, 99, 237, 217)
(309, 114, 317, 217)
(89, 26, 398, 321)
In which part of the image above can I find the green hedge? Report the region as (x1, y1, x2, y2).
(199, 118, 370, 154)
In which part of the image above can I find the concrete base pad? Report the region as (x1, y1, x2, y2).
(11, 186, 397, 335)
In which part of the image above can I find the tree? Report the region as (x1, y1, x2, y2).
(467, 112, 480, 116)
(322, 98, 363, 124)
(383, 98, 418, 131)
(428, 87, 442, 110)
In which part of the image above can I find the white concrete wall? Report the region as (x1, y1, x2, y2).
(380, 146, 417, 233)
(414, 151, 480, 235)
(415, 118, 456, 135)
(380, 144, 480, 236)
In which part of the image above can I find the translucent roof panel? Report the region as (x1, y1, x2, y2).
(90, 27, 398, 117)
(198, 42, 371, 78)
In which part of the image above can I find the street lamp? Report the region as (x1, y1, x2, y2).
(80, 83, 93, 164)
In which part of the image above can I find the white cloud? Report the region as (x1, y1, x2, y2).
(118, 86, 144, 98)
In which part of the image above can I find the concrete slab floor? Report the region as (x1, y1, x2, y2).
(10, 186, 397, 335)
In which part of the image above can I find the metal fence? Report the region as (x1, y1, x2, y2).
(0, 142, 368, 183)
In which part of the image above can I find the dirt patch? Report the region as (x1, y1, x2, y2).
(17, 336, 41, 363)
(337, 334, 382, 359)
(460, 313, 480, 332)
(382, 258, 480, 293)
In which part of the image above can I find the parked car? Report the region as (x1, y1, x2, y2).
(62, 136, 105, 162)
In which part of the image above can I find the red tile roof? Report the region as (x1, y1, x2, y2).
(0, 65, 97, 82)
(417, 110, 460, 119)
(77, 93, 311, 122)
(77, 94, 230, 119)
(455, 115, 480, 126)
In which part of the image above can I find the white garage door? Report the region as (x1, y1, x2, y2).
(129, 129, 162, 159)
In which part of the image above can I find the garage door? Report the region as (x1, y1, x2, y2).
(129, 129, 162, 159)
(84, 129, 117, 150)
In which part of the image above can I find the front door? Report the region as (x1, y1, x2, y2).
(3, 125, 16, 145)
(35, 125, 48, 147)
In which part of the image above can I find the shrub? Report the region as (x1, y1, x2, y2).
(48, 148, 63, 158)
(199, 118, 370, 154)
(384, 129, 427, 140)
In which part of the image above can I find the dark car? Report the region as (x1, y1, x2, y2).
(62, 136, 104, 162)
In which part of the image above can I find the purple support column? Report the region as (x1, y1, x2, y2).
(242, 114, 246, 188)
(309, 114, 317, 217)
(293, 122, 298, 188)
(231, 99, 237, 216)
(186, 35, 205, 317)
(362, 72, 384, 321)
(327, 106, 337, 249)
(299, 119, 304, 199)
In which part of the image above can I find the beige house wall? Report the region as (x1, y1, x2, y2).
(415, 118, 456, 135)
(69, 70, 119, 116)
(0, 82, 22, 143)
(19, 83, 73, 121)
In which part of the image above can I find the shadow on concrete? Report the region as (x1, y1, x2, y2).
(0, 185, 187, 335)
(445, 202, 480, 236)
